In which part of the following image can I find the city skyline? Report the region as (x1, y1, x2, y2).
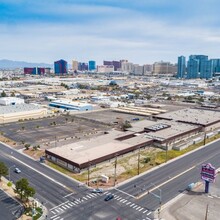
(0, 0, 220, 64)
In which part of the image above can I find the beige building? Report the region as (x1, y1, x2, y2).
(0, 104, 47, 124)
(72, 60, 78, 71)
(153, 61, 177, 75)
(97, 65, 114, 73)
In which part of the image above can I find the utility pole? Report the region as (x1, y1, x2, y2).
(87, 162, 91, 186)
(203, 132, 206, 145)
(114, 154, 118, 186)
(137, 147, 141, 175)
(165, 143, 168, 163)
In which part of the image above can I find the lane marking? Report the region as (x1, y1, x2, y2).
(147, 211, 152, 216)
(143, 210, 148, 213)
(50, 201, 70, 211)
(11, 156, 67, 189)
(136, 165, 196, 199)
(114, 188, 136, 199)
(50, 215, 58, 219)
(64, 192, 74, 198)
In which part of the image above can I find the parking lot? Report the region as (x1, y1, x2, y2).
(75, 109, 146, 124)
(0, 115, 110, 148)
(0, 189, 23, 219)
(0, 110, 146, 149)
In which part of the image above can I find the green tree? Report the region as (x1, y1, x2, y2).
(14, 178, 36, 201)
(1, 90, 6, 97)
(0, 161, 8, 181)
(11, 91, 15, 97)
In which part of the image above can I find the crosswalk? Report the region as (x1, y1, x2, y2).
(49, 191, 152, 220)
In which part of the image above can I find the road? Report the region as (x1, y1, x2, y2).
(0, 139, 220, 219)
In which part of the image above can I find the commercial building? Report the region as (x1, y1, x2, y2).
(103, 60, 121, 71)
(78, 62, 88, 71)
(121, 61, 134, 73)
(177, 56, 186, 78)
(54, 59, 68, 75)
(97, 65, 114, 73)
(49, 99, 93, 111)
(0, 97, 24, 106)
(153, 62, 177, 75)
(24, 67, 50, 75)
(0, 104, 47, 124)
(72, 60, 78, 72)
(45, 118, 201, 172)
(88, 60, 96, 71)
(154, 108, 220, 131)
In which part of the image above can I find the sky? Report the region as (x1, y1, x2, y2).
(0, 0, 220, 65)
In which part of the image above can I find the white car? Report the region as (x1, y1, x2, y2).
(91, 188, 103, 193)
(14, 168, 21, 173)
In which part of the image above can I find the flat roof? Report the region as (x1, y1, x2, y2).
(0, 103, 44, 114)
(127, 119, 200, 141)
(46, 129, 152, 165)
(155, 108, 220, 126)
(50, 99, 91, 107)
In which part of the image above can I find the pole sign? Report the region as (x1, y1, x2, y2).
(201, 163, 216, 183)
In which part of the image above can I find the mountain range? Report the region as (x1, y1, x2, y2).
(0, 59, 53, 69)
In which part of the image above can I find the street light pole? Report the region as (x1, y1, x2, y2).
(165, 143, 168, 163)
(9, 165, 15, 182)
(203, 131, 206, 145)
(114, 154, 118, 186)
(137, 147, 141, 175)
(87, 162, 91, 186)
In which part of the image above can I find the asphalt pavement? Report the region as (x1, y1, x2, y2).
(1, 139, 220, 220)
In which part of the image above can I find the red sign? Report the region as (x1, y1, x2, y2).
(201, 163, 216, 183)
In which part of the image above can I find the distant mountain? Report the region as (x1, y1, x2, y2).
(0, 59, 53, 69)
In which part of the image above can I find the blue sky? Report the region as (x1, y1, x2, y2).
(0, 0, 220, 64)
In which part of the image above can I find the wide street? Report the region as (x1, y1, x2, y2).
(0, 139, 220, 219)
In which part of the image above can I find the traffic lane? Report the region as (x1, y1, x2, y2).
(119, 140, 220, 195)
(9, 163, 71, 209)
(138, 166, 201, 211)
(0, 152, 72, 209)
(0, 143, 81, 191)
(57, 194, 139, 220)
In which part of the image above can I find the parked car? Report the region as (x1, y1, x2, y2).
(14, 168, 21, 173)
(91, 188, 103, 193)
(104, 194, 114, 201)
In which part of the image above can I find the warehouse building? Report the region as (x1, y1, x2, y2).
(0, 104, 47, 124)
(45, 118, 201, 172)
(154, 108, 220, 131)
(0, 97, 24, 106)
(49, 99, 93, 111)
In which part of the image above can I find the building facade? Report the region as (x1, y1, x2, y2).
(177, 56, 186, 78)
(72, 60, 78, 72)
(54, 59, 68, 74)
(88, 60, 96, 71)
(153, 62, 177, 75)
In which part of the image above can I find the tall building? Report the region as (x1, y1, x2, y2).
(200, 60, 214, 79)
(121, 61, 134, 73)
(187, 58, 199, 79)
(103, 60, 121, 71)
(97, 65, 114, 73)
(189, 55, 208, 72)
(133, 65, 144, 75)
(143, 64, 153, 75)
(211, 59, 220, 75)
(72, 60, 78, 72)
(54, 59, 68, 75)
(88, 60, 96, 71)
(24, 67, 49, 75)
(153, 62, 177, 75)
(177, 56, 186, 78)
(78, 62, 88, 71)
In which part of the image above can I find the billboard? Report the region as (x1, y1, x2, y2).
(201, 163, 216, 183)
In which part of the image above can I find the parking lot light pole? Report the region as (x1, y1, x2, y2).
(114, 154, 118, 186)
(9, 165, 15, 182)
